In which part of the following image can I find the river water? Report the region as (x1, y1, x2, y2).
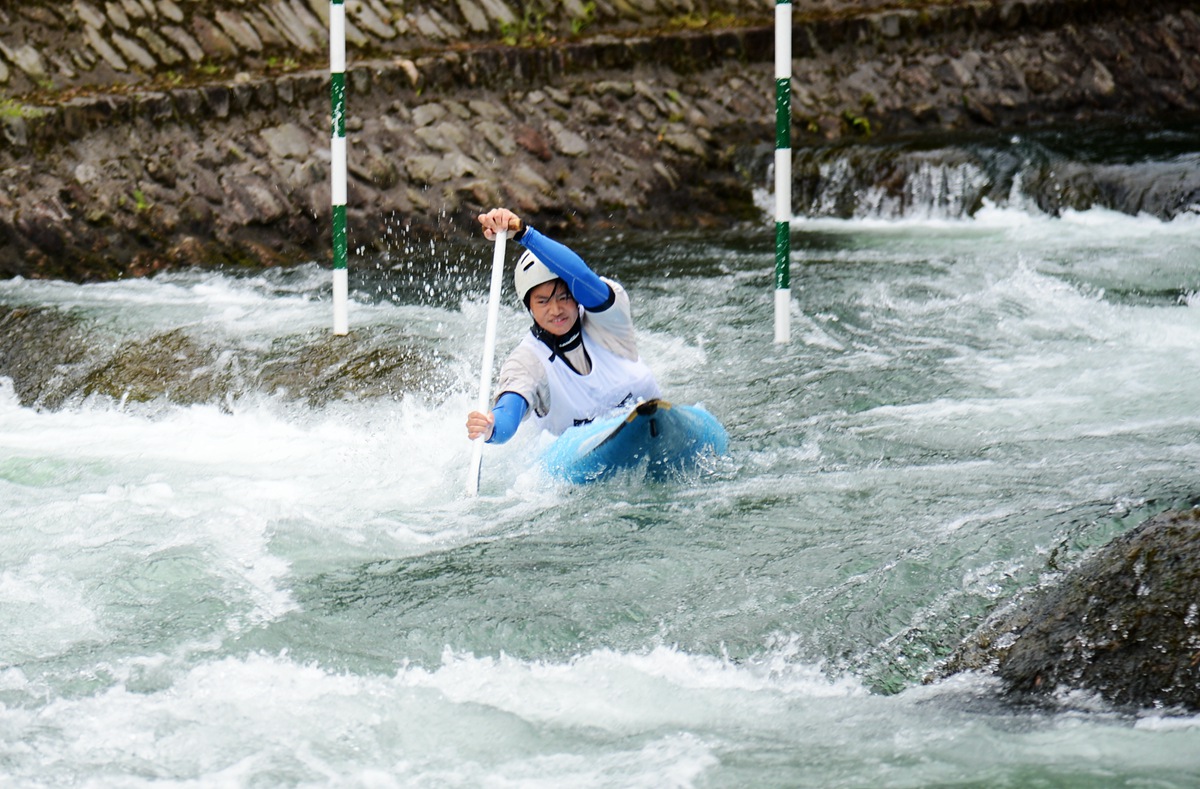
(3, 126, 1200, 786)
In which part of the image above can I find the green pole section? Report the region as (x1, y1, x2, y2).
(332, 202, 347, 272)
(775, 69, 790, 291)
(774, 0, 792, 343)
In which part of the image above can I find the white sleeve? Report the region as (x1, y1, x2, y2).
(494, 340, 552, 419)
(581, 278, 640, 361)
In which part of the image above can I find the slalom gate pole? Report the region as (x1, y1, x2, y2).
(466, 230, 508, 497)
(774, 0, 792, 344)
(330, 0, 349, 335)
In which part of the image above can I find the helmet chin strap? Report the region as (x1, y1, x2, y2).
(531, 320, 581, 359)
(530, 318, 588, 373)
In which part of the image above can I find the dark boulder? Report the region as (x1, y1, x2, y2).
(935, 507, 1200, 711)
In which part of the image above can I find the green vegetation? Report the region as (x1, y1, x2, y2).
(842, 108, 872, 137)
(570, 1, 596, 36)
(0, 98, 47, 119)
(266, 56, 300, 72)
(843, 95, 877, 137)
(500, 7, 549, 46)
(501, 1, 597, 44)
(667, 10, 742, 31)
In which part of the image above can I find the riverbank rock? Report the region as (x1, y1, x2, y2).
(0, 303, 452, 409)
(934, 507, 1200, 712)
(1, 0, 1199, 280)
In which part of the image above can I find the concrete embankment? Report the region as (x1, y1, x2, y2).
(0, 0, 1198, 280)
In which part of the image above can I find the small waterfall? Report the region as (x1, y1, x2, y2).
(856, 159, 991, 220)
(789, 120, 1200, 221)
(793, 145, 1002, 220)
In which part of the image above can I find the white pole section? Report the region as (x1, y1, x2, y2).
(466, 230, 508, 497)
(774, 0, 792, 344)
(330, 0, 349, 335)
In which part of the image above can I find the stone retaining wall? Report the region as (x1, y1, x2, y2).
(1, 0, 1198, 280)
(0, 0, 772, 97)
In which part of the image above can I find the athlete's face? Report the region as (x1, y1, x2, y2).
(528, 280, 578, 336)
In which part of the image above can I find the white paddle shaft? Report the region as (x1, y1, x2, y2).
(466, 230, 508, 496)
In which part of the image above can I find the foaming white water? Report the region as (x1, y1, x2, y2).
(403, 645, 864, 731)
(0, 266, 330, 337)
(1, 368, 519, 689)
(0, 648, 758, 786)
(4, 207, 1200, 787)
(854, 260, 1200, 431)
(793, 198, 1200, 237)
(0, 638, 878, 788)
(6, 642, 1196, 787)
(785, 207, 1200, 443)
(0, 381, 512, 543)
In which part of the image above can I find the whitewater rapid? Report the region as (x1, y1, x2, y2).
(2, 204, 1200, 786)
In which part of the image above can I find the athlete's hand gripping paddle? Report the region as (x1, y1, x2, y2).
(467, 229, 507, 496)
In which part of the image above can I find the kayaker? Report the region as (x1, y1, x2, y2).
(465, 207, 661, 444)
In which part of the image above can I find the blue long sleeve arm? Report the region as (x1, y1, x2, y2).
(518, 225, 615, 310)
(487, 391, 528, 444)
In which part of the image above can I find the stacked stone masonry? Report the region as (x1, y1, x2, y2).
(0, 0, 1197, 280)
(0, 0, 771, 95)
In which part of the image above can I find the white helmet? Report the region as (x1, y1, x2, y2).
(513, 249, 560, 307)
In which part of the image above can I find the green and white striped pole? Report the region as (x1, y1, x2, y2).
(774, 0, 792, 344)
(330, 0, 349, 335)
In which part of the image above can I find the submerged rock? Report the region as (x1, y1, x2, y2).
(0, 304, 451, 410)
(935, 507, 1200, 711)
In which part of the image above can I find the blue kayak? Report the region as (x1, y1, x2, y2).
(540, 399, 729, 484)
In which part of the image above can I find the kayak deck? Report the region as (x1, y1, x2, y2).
(540, 399, 729, 484)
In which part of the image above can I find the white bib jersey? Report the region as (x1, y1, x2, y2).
(494, 277, 661, 436)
